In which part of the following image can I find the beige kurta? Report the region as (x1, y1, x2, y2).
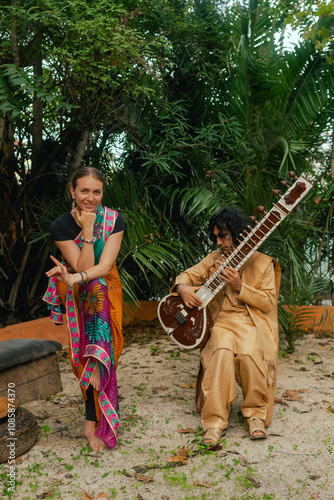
(170, 249, 281, 427)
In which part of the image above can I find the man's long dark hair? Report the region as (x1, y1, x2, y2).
(208, 207, 250, 246)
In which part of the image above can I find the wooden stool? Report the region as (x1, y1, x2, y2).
(0, 338, 63, 405)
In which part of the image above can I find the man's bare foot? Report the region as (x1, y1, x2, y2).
(83, 420, 105, 451)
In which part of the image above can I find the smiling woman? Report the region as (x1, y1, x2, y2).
(70, 173, 104, 214)
(43, 167, 125, 452)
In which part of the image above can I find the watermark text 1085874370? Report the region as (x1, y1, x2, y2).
(6, 383, 16, 493)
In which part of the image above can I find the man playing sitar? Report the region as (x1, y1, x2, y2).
(170, 207, 281, 444)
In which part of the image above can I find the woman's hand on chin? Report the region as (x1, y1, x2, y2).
(72, 208, 96, 230)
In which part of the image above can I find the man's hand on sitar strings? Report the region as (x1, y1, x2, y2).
(178, 285, 203, 309)
(220, 266, 242, 292)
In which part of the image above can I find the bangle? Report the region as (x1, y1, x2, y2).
(78, 271, 84, 285)
(176, 283, 184, 293)
(69, 274, 74, 289)
(82, 271, 90, 285)
(81, 236, 96, 244)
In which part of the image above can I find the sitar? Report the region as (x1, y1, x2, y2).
(158, 174, 313, 349)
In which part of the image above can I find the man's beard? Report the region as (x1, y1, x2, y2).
(220, 245, 234, 257)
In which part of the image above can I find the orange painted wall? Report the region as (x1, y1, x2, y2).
(0, 302, 332, 347)
(0, 317, 68, 346)
(0, 301, 159, 347)
(283, 305, 334, 332)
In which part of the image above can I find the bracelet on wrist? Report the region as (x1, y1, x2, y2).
(82, 271, 90, 285)
(176, 283, 184, 293)
(81, 236, 97, 244)
(78, 271, 84, 285)
(69, 274, 74, 289)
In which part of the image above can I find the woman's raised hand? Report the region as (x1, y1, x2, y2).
(45, 255, 73, 286)
(72, 209, 96, 230)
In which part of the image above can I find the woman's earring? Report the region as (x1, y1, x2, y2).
(71, 199, 76, 214)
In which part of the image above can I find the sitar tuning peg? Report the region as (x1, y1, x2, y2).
(257, 205, 267, 214)
(289, 170, 299, 181)
(280, 180, 289, 189)
(249, 215, 259, 224)
(273, 189, 281, 197)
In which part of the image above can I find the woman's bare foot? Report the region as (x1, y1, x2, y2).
(83, 420, 105, 451)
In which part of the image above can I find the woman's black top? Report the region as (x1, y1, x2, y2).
(50, 211, 125, 241)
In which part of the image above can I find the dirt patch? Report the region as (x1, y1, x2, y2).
(2, 327, 334, 500)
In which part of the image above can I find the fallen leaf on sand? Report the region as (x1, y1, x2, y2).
(178, 446, 192, 456)
(193, 481, 212, 488)
(308, 352, 323, 364)
(125, 414, 139, 421)
(96, 494, 109, 499)
(180, 382, 196, 389)
(246, 476, 261, 488)
(293, 407, 312, 414)
(37, 491, 56, 499)
(166, 455, 188, 464)
(83, 492, 94, 500)
(177, 427, 197, 434)
(274, 397, 289, 405)
(325, 405, 334, 414)
(152, 386, 168, 391)
(238, 456, 249, 466)
(136, 473, 153, 484)
(125, 471, 136, 478)
(282, 389, 308, 401)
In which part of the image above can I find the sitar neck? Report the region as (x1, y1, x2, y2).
(196, 175, 313, 308)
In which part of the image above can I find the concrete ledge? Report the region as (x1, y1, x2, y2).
(0, 317, 68, 346)
(0, 301, 159, 346)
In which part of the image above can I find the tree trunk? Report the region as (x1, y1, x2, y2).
(27, 244, 50, 307)
(11, 1, 20, 67)
(7, 243, 32, 311)
(65, 128, 90, 194)
(70, 128, 90, 171)
(31, 32, 43, 173)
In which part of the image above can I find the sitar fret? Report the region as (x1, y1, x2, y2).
(200, 207, 284, 304)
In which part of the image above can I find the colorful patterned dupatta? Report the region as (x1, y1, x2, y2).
(43, 206, 123, 449)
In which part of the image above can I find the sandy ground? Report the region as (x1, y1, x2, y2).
(2, 325, 334, 500)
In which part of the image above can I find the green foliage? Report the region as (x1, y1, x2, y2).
(0, 0, 333, 328)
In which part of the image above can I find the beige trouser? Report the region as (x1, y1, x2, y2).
(200, 348, 269, 431)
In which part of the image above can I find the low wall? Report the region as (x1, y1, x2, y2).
(0, 301, 159, 347)
(282, 305, 334, 333)
(0, 302, 332, 347)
